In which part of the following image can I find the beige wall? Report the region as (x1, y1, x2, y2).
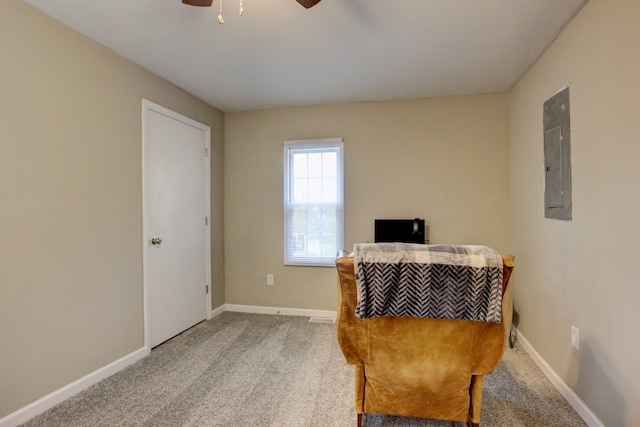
(0, 1, 224, 417)
(225, 95, 511, 311)
(508, 0, 640, 425)
(9, 0, 636, 423)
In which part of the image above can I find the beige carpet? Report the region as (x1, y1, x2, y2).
(21, 312, 586, 426)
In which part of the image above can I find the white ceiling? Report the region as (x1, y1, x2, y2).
(24, 0, 587, 112)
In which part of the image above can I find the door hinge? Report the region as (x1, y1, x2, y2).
(205, 147, 209, 158)
(205, 216, 208, 226)
(206, 285, 209, 294)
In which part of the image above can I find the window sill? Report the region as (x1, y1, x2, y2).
(284, 261, 336, 268)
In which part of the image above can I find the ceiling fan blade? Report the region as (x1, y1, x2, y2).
(182, 0, 214, 6)
(296, 0, 322, 8)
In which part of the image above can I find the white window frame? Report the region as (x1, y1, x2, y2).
(284, 138, 344, 266)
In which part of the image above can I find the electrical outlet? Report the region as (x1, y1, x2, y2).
(267, 274, 274, 286)
(571, 325, 579, 349)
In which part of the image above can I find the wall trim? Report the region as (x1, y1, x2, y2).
(225, 303, 337, 319)
(0, 347, 149, 427)
(515, 329, 605, 427)
(1, 304, 334, 426)
(4, 317, 603, 427)
(210, 304, 226, 318)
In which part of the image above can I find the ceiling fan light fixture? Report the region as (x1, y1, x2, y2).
(218, 0, 224, 24)
(180, 0, 322, 22)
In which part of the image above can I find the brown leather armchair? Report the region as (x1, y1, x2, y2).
(336, 250, 515, 427)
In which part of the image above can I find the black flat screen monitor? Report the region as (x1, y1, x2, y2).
(375, 218, 426, 244)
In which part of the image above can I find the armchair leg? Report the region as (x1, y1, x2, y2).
(467, 422, 479, 427)
(357, 413, 363, 427)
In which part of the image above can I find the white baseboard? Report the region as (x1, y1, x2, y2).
(4, 316, 599, 427)
(0, 347, 149, 427)
(224, 303, 336, 320)
(210, 304, 225, 318)
(1, 305, 335, 426)
(515, 329, 604, 427)
(3, 305, 330, 426)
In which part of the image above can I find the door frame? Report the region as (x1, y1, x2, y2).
(141, 99, 212, 351)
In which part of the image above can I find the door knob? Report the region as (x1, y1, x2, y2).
(150, 237, 163, 245)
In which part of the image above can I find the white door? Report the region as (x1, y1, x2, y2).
(143, 100, 211, 348)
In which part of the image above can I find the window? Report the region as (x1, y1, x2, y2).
(284, 138, 343, 266)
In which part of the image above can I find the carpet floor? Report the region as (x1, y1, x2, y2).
(21, 312, 586, 426)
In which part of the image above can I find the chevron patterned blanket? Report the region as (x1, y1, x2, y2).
(353, 243, 504, 322)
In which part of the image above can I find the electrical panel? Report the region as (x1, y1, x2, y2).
(543, 86, 572, 220)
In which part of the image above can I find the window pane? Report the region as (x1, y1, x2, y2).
(322, 207, 336, 232)
(323, 152, 337, 177)
(322, 178, 337, 203)
(308, 178, 322, 203)
(293, 153, 308, 178)
(322, 234, 336, 257)
(288, 206, 339, 258)
(308, 153, 322, 177)
(292, 178, 307, 203)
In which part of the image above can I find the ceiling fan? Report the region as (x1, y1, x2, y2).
(182, 0, 321, 8)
